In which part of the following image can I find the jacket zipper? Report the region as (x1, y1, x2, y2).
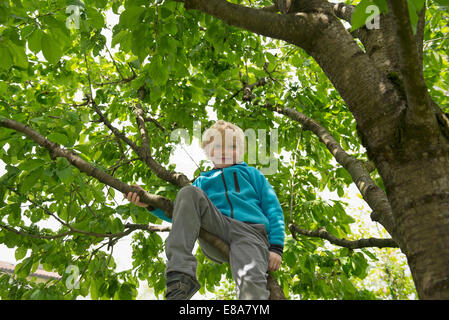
(233, 172, 240, 193)
(220, 168, 234, 218)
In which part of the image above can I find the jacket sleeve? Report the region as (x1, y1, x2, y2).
(252, 169, 285, 256)
(146, 207, 172, 223)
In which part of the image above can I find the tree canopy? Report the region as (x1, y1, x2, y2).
(0, 0, 448, 299)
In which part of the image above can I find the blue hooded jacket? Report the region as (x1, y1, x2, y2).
(148, 161, 285, 255)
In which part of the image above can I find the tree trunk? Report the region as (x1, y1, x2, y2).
(378, 143, 449, 299)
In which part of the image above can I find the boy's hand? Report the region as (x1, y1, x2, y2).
(268, 251, 282, 272)
(123, 185, 149, 208)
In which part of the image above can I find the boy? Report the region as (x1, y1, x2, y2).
(125, 120, 285, 299)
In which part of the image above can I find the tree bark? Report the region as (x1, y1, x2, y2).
(380, 148, 449, 299)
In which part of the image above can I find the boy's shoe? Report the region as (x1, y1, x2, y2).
(165, 271, 201, 300)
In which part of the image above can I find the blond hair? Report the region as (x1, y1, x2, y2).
(201, 120, 246, 162)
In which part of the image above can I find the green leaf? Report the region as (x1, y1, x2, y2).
(337, 185, 344, 197)
(48, 132, 69, 145)
(8, 42, 28, 68)
(0, 45, 14, 70)
(29, 289, 44, 300)
(0, 5, 10, 24)
(86, 7, 104, 29)
(148, 56, 169, 85)
(130, 206, 150, 224)
(30, 208, 43, 223)
(107, 278, 119, 297)
(336, 167, 352, 184)
(351, 0, 382, 31)
(111, 217, 124, 233)
(373, 0, 388, 12)
(409, 0, 426, 11)
(15, 257, 33, 278)
(119, 6, 146, 28)
(56, 166, 74, 185)
(111, 30, 129, 48)
(90, 279, 100, 300)
(40, 15, 70, 46)
(407, 0, 426, 34)
(27, 28, 43, 54)
(18, 159, 46, 171)
(20, 167, 43, 193)
(352, 252, 369, 279)
(41, 32, 63, 64)
(91, 185, 106, 203)
(158, 35, 178, 54)
(361, 248, 379, 261)
(118, 283, 135, 300)
(340, 276, 357, 294)
(15, 246, 28, 261)
(164, 21, 178, 35)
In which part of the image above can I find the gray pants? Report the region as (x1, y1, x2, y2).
(165, 185, 270, 300)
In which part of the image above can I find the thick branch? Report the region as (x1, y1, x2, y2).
(175, 0, 319, 51)
(333, 1, 404, 79)
(264, 103, 397, 240)
(90, 97, 139, 151)
(134, 103, 151, 156)
(198, 228, 286, 300)
(289, 224, 399, 249)
(415, 5, 426, 73)
(91, 100, 191, 187)
(0, 222, 170, 241)
(388, 0, 435, 130)
(0, 117, 172, 214)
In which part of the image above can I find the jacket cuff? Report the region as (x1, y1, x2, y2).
(269, 244, 283, 257)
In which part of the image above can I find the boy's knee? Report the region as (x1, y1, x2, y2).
(175, 185, 204, 204)
(177, 185, 202, 197)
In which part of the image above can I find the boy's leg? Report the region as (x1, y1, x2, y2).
(165, 185, 231, 278)
(229, 220, 270, 300)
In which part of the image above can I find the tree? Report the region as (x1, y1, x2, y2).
(0, 0, 447, 299)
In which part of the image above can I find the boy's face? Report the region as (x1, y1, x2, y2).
(209, 136, 237, 168)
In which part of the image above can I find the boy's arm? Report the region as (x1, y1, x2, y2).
(252, 169, 285, 256)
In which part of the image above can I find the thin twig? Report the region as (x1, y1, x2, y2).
(289, 223, 399, 249)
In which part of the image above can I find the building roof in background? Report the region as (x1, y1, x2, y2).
(0, 261, 61, 280)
